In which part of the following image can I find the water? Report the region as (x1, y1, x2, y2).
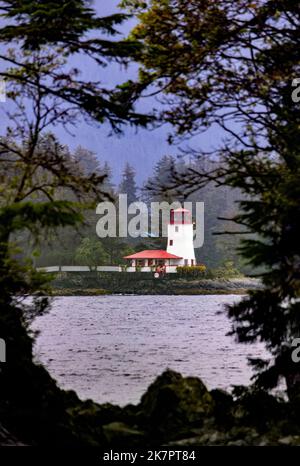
(32, 295, 267, 406)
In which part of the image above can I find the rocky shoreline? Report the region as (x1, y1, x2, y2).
(50, 274, 263, 296)
(2, 369, 300, 446)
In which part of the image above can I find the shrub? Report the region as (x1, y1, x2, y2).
(176, 264, 207, 278)
(207, 261, 244, 279)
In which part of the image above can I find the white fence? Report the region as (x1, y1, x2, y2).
(37, 265, 177, 273)
(36, 266, 60, 273)
(97, 266, 122, 272)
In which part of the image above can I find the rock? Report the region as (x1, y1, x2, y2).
(278, 435, 300, 446)
(137, 370, 214, 441)
(257, 439, 270, 446)
(210, 388, 233, 406)
(0, 424, 27, 446)
(168, 436, 205, 446)
(227, 439, 248, 446)
(223, 426, 260, 446)
(3, 362, 300, 447)
(102, 422, 144, 446)
(210, 388, 234, 423)
(208, 431, 223, 444)
(232, 387, 283, 431)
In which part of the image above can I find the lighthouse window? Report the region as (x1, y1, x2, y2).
(169, 240, 173, 246)
(175, 226, 179, 232)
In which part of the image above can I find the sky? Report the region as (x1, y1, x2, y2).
(0, 0, 223, 185)
(53, 0, 224, 184)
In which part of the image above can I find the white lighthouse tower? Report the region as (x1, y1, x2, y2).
(167, 208, 196, 266)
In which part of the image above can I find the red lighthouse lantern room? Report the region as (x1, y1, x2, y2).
(170, 208, 192, 225)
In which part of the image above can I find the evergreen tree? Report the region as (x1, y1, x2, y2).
(102, 161, 115, 196)
(119, 162, 139, 205)
(144, 155, 177, 203)
(73, 146, 102, 175)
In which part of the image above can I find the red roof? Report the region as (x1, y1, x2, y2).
(124, 250, 182, 260)
(172, 208, 191, 213)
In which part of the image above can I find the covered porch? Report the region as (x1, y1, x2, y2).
(123, 250, 182, 273)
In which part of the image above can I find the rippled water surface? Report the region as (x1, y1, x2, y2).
(32, 295, 267, 406)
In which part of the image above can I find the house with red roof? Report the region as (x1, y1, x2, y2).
(124, 208, 196, 273)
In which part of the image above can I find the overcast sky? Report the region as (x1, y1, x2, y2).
(54, 0, 224, 184)
(0, 0, 222, 185)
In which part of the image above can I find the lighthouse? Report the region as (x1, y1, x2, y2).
(166, 208, 196, 266)
(124, 206, 197, 271)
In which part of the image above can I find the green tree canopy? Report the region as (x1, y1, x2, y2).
(0, 1, 152, 129)
(75, 237, 108, 266)
(119, 162, 139, 204)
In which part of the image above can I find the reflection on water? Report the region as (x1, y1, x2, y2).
(32, 295, 267, 406)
